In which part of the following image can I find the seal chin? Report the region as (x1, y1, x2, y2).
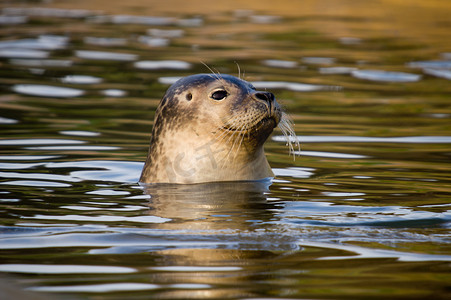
(255, 104, 282, 130)
(255, 115, 278, 131)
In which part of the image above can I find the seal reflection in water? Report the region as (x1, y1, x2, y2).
(140, 73, 296, 184)
(139, 180, 296, 299)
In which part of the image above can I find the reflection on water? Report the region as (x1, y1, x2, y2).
(0, 0, 450, 299)
(75, 50, 138, 61)
(252, 80, 340, 92)
(60, 75, 103, 84)
(134, 60, 192, 70)
(12, 84, 85, 97)
(0, 48, 49, 58)
(142, 180, 274, 231)
(351, 70, 422, 82)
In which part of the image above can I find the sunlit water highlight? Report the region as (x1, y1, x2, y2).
(0, 1, 450, 300)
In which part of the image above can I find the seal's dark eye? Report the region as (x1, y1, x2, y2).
(211, 90, 228, 101)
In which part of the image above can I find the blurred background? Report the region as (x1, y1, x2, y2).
(0, 1, 450, 299)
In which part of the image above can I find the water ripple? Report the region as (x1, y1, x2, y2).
(295, 150, 368, 159)
(273, 135, 451, 144)
(407, 60, 451, 69)
(84, 36, 128, 46)
(262, 59, 298, 68)
(302, 241, 451, 262)
(0, 48, 49, 59)
(12, 84, 85, 97)
(0, 171, 81, 182)
(252, 81, 341, 92)
(3, 7, 98, 18)
(134, 60, 191, 70)
(0, 155, 58, 160)
(0, 117, 18, 124)
(423, 68, 451, 80)
(24, 214, 170, 223)
(351, 70, 422, 82)
(75, 50, 138, 61)
(93, 15, 175, 25)
(29, 283, 159, 293)
(0, 15, 27, 25)
(9, 58, 73, 67)
(0, 36, 67, 50)
(61, 75, 103, 84)
(0, 264, 135, 274)
(26, 145, 119, 151)
(45, 160, 142, 182)
(0, 138, 84, 145)
(0, 180, 71, 187)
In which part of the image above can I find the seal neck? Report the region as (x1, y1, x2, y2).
(140, 129, 273, 184)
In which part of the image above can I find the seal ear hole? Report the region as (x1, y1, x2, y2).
(211, 90, 228, 101)
(186, 93, 193, 101)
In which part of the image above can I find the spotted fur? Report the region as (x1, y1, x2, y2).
(140, 74, 295, 184)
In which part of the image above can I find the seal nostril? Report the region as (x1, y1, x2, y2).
(267, 92, 275, 101)
(255, 93, 266, 101)
(255, 92, 275, 102)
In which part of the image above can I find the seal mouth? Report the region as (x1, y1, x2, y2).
(255, 116, 277, 129)
(222, 115, 278, 133)
(221, 97, 281, 133)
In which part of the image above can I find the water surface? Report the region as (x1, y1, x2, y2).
(0, 1, 450, 299)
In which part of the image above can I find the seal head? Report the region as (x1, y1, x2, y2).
(140, 73, 282, 184)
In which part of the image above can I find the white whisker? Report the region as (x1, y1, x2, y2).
(234, 127, 246, 159)
(278, 112, 300, 159)
(215, 115, 247, 168)
(234, 61, 241, 79)
(227, 123, 246, 164)
(200, 61, 223, 82)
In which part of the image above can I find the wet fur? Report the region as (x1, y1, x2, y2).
(140, 73, 298, 184)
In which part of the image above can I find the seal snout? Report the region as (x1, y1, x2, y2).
(254, 91, 275, 103)
(252, 91, 280, 126)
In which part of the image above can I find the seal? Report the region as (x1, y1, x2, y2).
(140, 73, 295, 184)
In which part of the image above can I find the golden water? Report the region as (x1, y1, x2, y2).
(0, 1, 450, 299)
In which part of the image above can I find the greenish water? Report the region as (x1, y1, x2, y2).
(0, 3, 450, 300)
